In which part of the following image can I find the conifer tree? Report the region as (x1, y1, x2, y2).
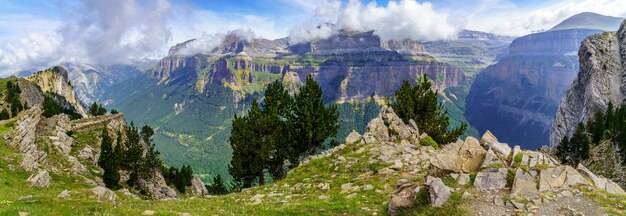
(208, 174, 228, 195)
(98, 128, 120, 189)
(0, 108, 9, 120)
(392, 75, 466, 144)
(292, 76, 339, 156)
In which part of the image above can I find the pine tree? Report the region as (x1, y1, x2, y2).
(392, 75, 467, 144)
(89, 102, 99, 116)
(208, 174, 228, 195)
(42, 94, 61, 117)
(0, 108, 9, 120)
(6, 81, 23, 117)
(124, 122, 144, 186)
(556, 136, 571, 164)
(98, 128, 120, 189)
(588, 111, 605, 145)
(569, 123, 590, 165)
(292, 76, 339, 157)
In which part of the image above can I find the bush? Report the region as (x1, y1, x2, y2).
(65, 131, 74, 137)
(110, 109, 119, 114)
(420, 136, 439, 149)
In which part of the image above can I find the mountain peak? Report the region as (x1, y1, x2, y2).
(549, 12, 624, 32)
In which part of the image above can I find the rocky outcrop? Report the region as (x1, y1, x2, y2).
(551, 20, 626, 146)
(25, 66, 87, 117)
(4, 107, 46, 171)
(425, 176, 452, 207)
(27, 170, 51, 188)
(191, 175, 209, 197)
(137, 171, 179, 200)
(430, 137, 487, 173)
(467, 14, 623, 149)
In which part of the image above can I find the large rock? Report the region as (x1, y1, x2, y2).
(77, 146, 96, 165)
(426, 176, 451, 207)
(345, 131, 363, 145)
(474, 168, 508, 190)
(91, 186, 117, 203)
(539, 165, 588, 191)
(577, 164, 626, 196)
(481, 149, 505, 169)
(191, 175, 209, 197)
(480, 131, 512, 159)
(366, 117, 389, 141)
(431, 137, 487, 172)
(27, 169, 51, 188)
(137, 171, 179, 200)
(388, 183, 421, 215)
(511, 168, 538, 199)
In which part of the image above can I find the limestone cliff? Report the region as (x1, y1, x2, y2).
(466, 13, 623, 149)
(551, 20, 626, 146)
(24, 66, 88, 117)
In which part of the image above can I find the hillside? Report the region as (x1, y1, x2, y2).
(2, 104, 625, 215)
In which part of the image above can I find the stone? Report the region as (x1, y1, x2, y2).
(90, 186, 117, 203)
(511, 168, 538, 199)
(539, 167, 566, 191)
(426, 177, 451, 207)
(191, 175, 209, 197)
(27, 170, 51, 188)
(494, 197, 504, 206)
(341, 183, 353, 193)
(57, 190, 70, 198)
(136, 171, 179, 200)
(363, 184, 375, 191)
(408, 119, 419, 132)
(18, 212, 28, 216)
(481, 149, 504, 169)
(318, 195, 330, 200)
(77, 146, 96, 165)
(564, 166, 588, 187)
(430, 137, 487, 172)
(142, 210, 155, 215)
(480, 131, 512, 158)
(17, 195, 33, 201)
(4, 107, 47, 172)
(121, 188, 140, 199)
(388, 183, 421, 215)
(510, 145, 521, 164)
(345, 131, 363, 144)
(462, 191, 473, 199)
(366, 117, 389, 141)
(362, 132, 378, 144)
(474, 168, 507, 190)
(511, 201, 525, 210)
(457, 174, 470, 186)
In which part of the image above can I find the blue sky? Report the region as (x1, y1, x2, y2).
(0, 0, 625, 73)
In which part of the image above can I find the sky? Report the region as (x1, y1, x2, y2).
(0, 0, 625, 74)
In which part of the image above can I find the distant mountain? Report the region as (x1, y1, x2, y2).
(465, 13, 624, 149)
(100, 29, 511, 179)
(61, 63, 145, 105)
(550, 12, 623, 32)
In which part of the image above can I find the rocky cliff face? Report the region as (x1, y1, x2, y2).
(63, 63, 143, 105)
(466, 15, 623, 149)
(551, 21, 626, 147)
(25, 66, 88, 117)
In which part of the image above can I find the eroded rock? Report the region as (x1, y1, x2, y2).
(27, 169, 51, 188)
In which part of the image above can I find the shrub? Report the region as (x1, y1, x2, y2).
(420, 136, 439, 149)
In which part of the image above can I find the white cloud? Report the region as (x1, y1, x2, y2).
(0, 33, 63, 73)
(289, 0, 461, 43)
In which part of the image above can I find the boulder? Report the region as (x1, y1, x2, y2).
(4, 107, 47, 172)
(191, 175, 209, 197)
(137, 171, 179, 200)
(430, 137, 486, 172)
(426, 177, 451, 207)
(480, 131, 511, 158)
(345, 131, 363, 145)
(576, 164, 626, 196)
(27, 170, 51, 188)
(366, 117, 389, 141)
(57, 190, 70, 198)
(77, 146, 96, 165)
(90, 186, 117, 203)
(457, 173, 470, 186)
(511, 168, 538, 199)
(539, 165, 588, 191)
(474, 168, 507, 190)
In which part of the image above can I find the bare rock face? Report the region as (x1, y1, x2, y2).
(4, 107, 46, 171)
(474, 168, 508, 190)
(25, 66, 87, 117)
(511, 168, 538, 199)
(191, 175, 209, 197)
(91, 186, 117, 203)
(551, 21, 626, 146)
(27, 169, 51, 188)
(137, 171, 179, 200)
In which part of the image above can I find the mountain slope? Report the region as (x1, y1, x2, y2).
(550, 12, 624, 32)
(465, 13, 624, 149)
(1, 105, 625, 215)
